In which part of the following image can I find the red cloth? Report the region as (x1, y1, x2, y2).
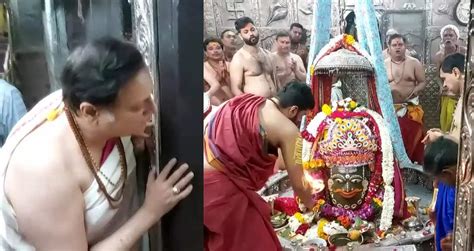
(204, 94, 281, 251)
(392, 159, 411, 220)
(397, 115, 424, 165)
(100, 138, 118, 165)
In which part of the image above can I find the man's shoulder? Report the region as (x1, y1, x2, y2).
(434, 50, 444, 59)
(289, 52, 299, 58)
(232, 49, 247, 61)
(9, 131, 64, 172)
(262, 107, 298, 135)
(407, 56, 422, 65)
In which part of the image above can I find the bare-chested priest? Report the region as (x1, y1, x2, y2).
(230, 17, 278, 98)
(273, 31, 306, 88)
(385, 33, 426, 164)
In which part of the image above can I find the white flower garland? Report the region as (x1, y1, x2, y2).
(350, 42, 372, 65)
(365, 109, 395, 231)
(302, 112, 327, 163)
(311, 35, 343, 68)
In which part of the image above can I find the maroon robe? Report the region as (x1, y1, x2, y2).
(203, 94, 281, 251)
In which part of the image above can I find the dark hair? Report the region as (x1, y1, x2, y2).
(423, 137, 458, 175)
(61, 37, 146, 112)
(220, 29, 234, 38)
(441, 53, 465, 73)
(275, 31, 290, 40)
(203, 38, 223, 51)
(388, 34, 407, 46)
(235, 17, 254, 32)
(290, 23, 304, 31)
(276, 81, 315, 111)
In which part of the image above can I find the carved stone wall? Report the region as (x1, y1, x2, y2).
(133, 0, 158, 87)
(132, 1, 160, 250)
(203, 0, 352, 50)
(203, 0, 468, 131)
(453, 13, 473, 251)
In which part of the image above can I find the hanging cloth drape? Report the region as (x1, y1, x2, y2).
(305, 0, 332, 86)
(354, 0, 414, 168)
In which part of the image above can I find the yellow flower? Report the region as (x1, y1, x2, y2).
(310, 65, 315, 76)
(349, 100, 357, 109)
(312, 199, 326, 212)
(335, 117, 342, 124)
(294, 212, 305, 223)
(344, 34, 355, 45)
(317, 219, 329, 238)
(373, 198, 383, 207)
(304, 159, 325, 170)
(314, 159, 324, 167)
(46, 108, 60, 121)
(322, 104, 332, 115)
(303, 162, 310, 169)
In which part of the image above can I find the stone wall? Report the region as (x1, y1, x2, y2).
(203, 0, 468, 62)
(203, 0, 470, 130)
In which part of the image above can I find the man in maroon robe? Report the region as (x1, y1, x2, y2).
(204, 82, 316, 250)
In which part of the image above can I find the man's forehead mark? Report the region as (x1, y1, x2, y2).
(208, 42, 221, 47)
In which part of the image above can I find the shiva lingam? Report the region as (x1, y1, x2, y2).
(264, 100, 409, 249)
(403, 196, 424, 231)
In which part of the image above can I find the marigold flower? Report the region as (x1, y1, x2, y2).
(46, 108, 60, 121)
(294, 212, 305, 223)
(344, 34, 355, 45)
(349, 100, 357, 109)
(322, 104, 332, 115)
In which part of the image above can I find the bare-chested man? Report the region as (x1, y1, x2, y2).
(289, 23, 309, 69)
(203, 38, 233, 105)
(433, 25, 467, 132)
(220, 29, 238, 62)
(230, 16, 278, 97)
(385, 34, 426, 104)
(204, 82, 316, 250)
(273, 31, 306, 88)
(385, 33, 426, 164)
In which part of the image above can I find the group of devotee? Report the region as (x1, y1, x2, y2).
(203, 15, 467, 250)
(203, 17, 309, 106)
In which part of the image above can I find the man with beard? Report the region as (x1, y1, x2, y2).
(204, 82, 316, 250)
(203, 38, 233, 106)
(230, 17, 278, 98)
(384, 33, 426, 164)
(433, 25, 467, 133)
(289, 23, 309, 69)
(273, 31, 306, 88)
(220, 29, 238, 62)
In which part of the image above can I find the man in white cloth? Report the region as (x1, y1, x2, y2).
(0, 37, 193, 250)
